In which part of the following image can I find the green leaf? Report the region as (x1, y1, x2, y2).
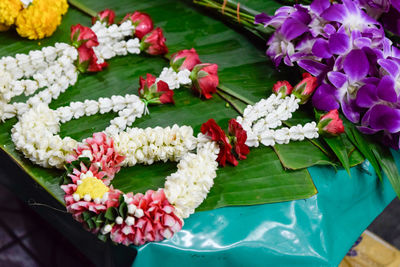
(0, 0, 319, 213)
(86, 218, 95, 230)
(119, 202, 128, 218)
(324, 135, 351, 175)
(105, 207, 118, 221)
(371, 145, 400, 198)
(82, 211, 92, 221)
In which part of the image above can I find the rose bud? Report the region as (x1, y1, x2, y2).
(138, 73, 174, 104)
(123, 11, 154, 39)
(272, 80, 293, 97)
(140, 28, 168, 55)
(190, 63, 219, 99)
(292, 73, 318, 104)
(201, 119, 237, 166)
(228, 119, 250, 160)
(70, 24, 99, 49)
(92, 9, 116, 26)
(76, 46, 108, 73)
(170, 48, 201, 71)
(317, 109, 345, 136)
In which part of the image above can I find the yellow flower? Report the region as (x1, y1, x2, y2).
(15, 0, 68, 40)
(0, 23, 10, 32)
(75, 176, 109, 200)
(0, 0, 22, 26)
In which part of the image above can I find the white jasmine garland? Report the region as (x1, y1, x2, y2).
(156, 67, 192, 90)
(236, 93, 319, 147)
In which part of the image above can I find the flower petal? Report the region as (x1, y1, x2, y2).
(327, 71, 347, 89)
(356, 84, 378, 108)
(312, 83, 340, 111)
(341, 95, 360, 123)
(280, 18, 309, 41)
(343, 49, 369, 82)
(312, 38, 332, 58)
(329, 33, 350, 55)
(377, 75, 397, 102)
(368, 104, 400, 133)
(378, 58, 400, 77)
(298, 59, 329, 76)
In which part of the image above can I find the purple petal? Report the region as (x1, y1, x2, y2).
(356, 84, 378, 108)
(354, 37, 372, 49)
(312, 83, 340, 111)
(312, 39, 332, 58)
(298, 59, 329, 76)
(255, 13, 270, 25)
(324, 24, 336, 35)
(280, 18, 309, 41)
(329, 33, 350, 55)
(310, 0, 331, 15)
(377, 75, 397, 102)
(341, 96, 360, 123)
(321, 4, 346, 22)
(358, 126, 379, 134)
(327, 71, 347, 88)
(378, 58, 400, 77)
(368, 104, 400, 133)
(343, 49, 369, 82)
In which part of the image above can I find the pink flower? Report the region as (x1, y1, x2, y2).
(293, 73, 318, 104)
(138, 73, 174, 104)
(92, 9, 116, 26)
(170, 48, 201, 71)
(122, 11, 154, 39)
(228, 119, 250, 160)
(272, 80, 293, 97)
(190, 63, 219, 99)
(76, 46, 108, 73)
(109, 189, 182, 246)
(201, 119, 237, 166)
(69, 132, 125, 184)
(70, 24, 99, 49)
(62, 180, 121, 223)
(318, 109, 345, 136)
(140, 28, 168, 55)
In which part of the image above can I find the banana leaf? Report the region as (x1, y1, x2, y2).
(0, 0, 340, 213)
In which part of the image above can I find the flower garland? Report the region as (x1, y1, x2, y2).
(5, 8, 340, 247)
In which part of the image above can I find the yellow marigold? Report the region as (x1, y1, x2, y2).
(0, 0, 22, 26)
(15, 0, 68, 40)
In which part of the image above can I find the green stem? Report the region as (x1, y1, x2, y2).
(218, 84, 254, 105)
(68, 0, 97, 17)
(216, 91, 244, 115)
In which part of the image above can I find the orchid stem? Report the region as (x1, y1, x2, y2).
(68, 0, 97, 18)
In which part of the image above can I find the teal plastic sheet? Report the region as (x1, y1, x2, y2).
(134, 152, 399, 266)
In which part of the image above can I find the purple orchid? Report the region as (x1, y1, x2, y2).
(256, 0, 400, 149)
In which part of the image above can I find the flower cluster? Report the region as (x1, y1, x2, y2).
(112, 125, 198, 166)
(0, 43, 78, 121)
(201, 119, 249, 166)
(0, 0, 68, 39)
(68, 132, 125, 185)
(139, 73, 174, 105)
(164, 140, 219, 218)
(11, 104, 78, 168)
(236, 93, 319, 147)
(256, 0, 400, 149)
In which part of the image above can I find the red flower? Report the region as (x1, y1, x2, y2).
(190, 63, 219, 99)
(317, 109, 345, 136)
(76, 46, 108, 73)
(201, 119, 237, 166)
(92, 9, 116, 26)
(122, 11, 154, 39)
(140, 28, 168, 55)
(138, 73, 174, 104)
(272, 80, 293, 97)
(228, 119, 250, 160)
(293, 73, 318, 104)
(170, 48, 201, 71)
(70, 24, 99, 49)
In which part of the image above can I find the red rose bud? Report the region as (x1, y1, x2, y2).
(293, 73, 318, 104)
(317, 109, 345, 136)
(272, 80, 293, 97)
(92, 9, 116, 26)
(122, 11, 154, 39)
(201, 119, 237, 166)
(170, 48, 201, 71)
(190, 63, 219, 99)
(138, 73, 174, 104)
(228, 119, 250, 160)
(70, 24, 99, 49)
(76, 46, 108, 73)
(140, 28, 168, 55)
